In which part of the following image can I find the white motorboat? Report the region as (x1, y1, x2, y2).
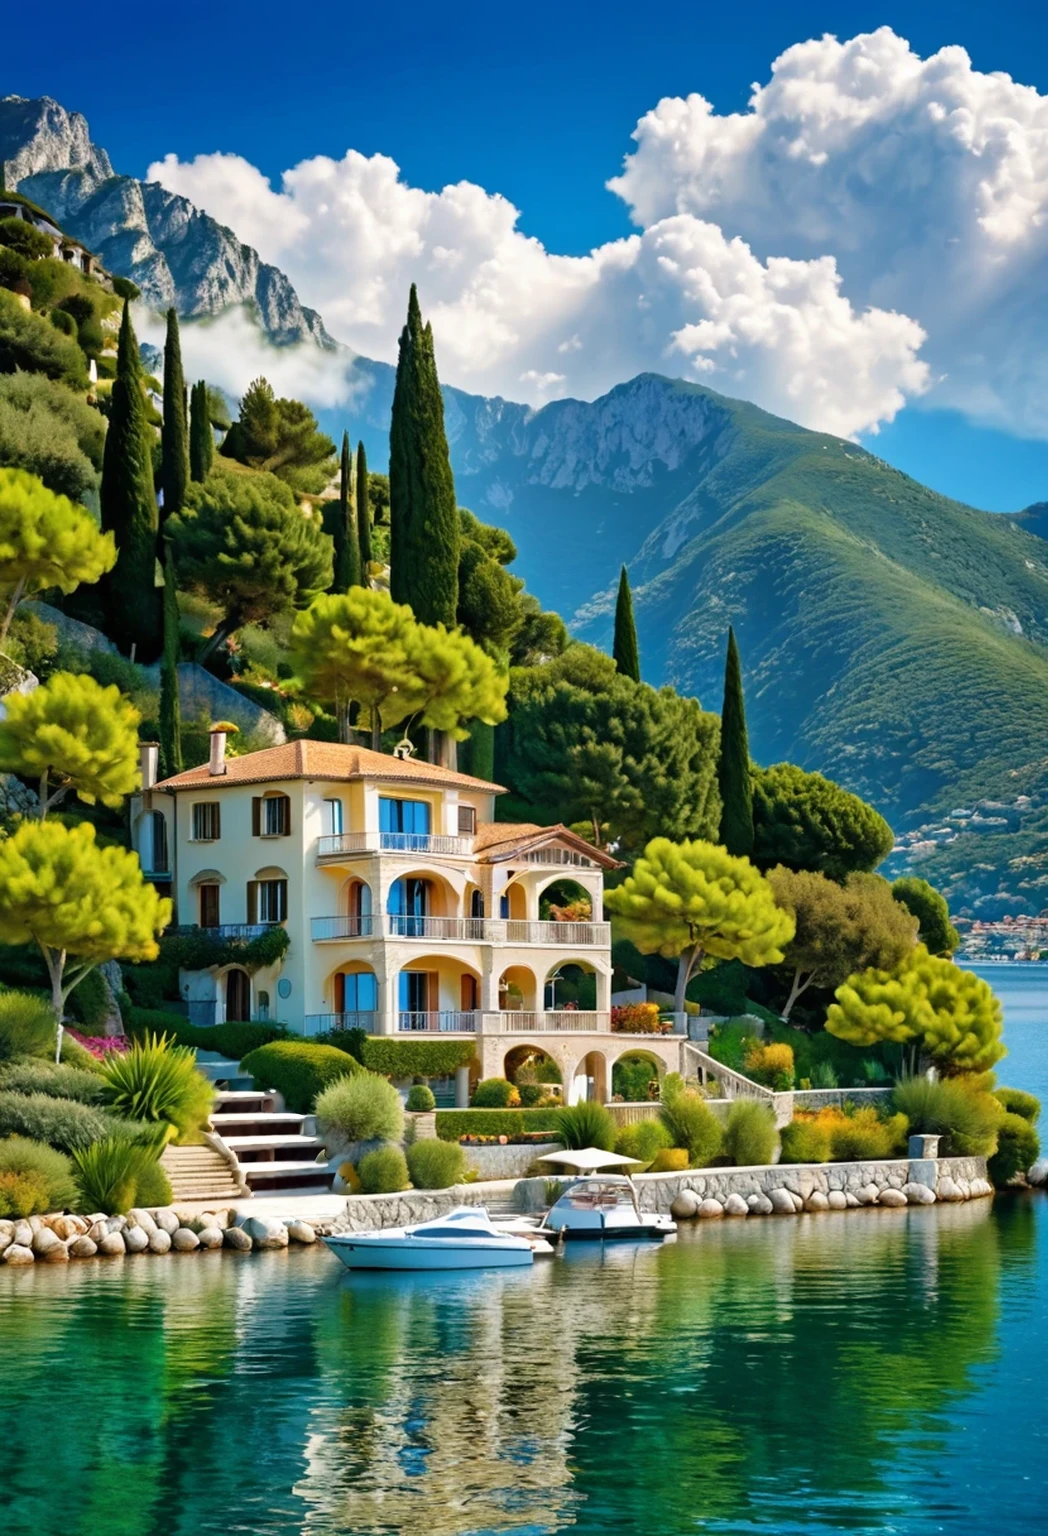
(544, 1174, 676, 1243)
(323, 1206, 541, 1271)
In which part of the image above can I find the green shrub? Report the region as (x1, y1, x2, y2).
(100, 1035, 214, 1143)
(111, 275, 140, 301)
(241, 1040, 361, 1114)
(357, 1145, 410, 1194)
(0, 990, 56, 1063)
(0, 1091, 112, 1153)
(828, 1108, 899, 1162)
(0, 289, 88, 388)
(555, 1101, 618, 1151)
(988, 1112, 1041, 1187)
(134, 1157, 173, 1207)
(995, 1088, 1041, 1124)
(0, 1135, 77, 1212)
(892, 1076, 1002, 1156)
(650, 1147, 689, 1172)
(406, 1138, 466, 1189)
(780, 1119, 833, 1163)
(471, 1077, 519, 1108)
(315, 1072, 404, 1145)
(361, 1038, 476, 1078)
(66, 970, 110, 1033)
(124, 1007, 285, 1062)
(434, 1109, 561, 1141)
(0, 217, 55, 260)
(406, 1084, 436, 1112)
(722, 1100, 778, 1167)
(319, 1025, 368, 1061)
(0, 1061, 107, 1104)
(517, 1083, 544, 1107)
(71, 1137, 163, 1216)
(810, 1062, 839, 1090)
(0, 1168, 51, 1217)
(659, 1091, 723, 1167)
(49, 307, 76, 336)
(58, 1036, 107, 1075)
(0, 373, 105, 505)
(0, 247, 30, 292)
(615, 1118, 673, 1166)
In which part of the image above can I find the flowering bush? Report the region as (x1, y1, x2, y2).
(744, 1040, 795, 1090)
(66, 1028, 130, 1060)
(548, 899, 592, 922)
(611, 1003, 667, 1034)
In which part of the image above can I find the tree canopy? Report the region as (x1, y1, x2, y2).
(0, 371, 104, 503)
(891, 875, 959, 956)
(718, 627, 753, 857)
(325, 432, 359, 590)
(826, 945, 1005, 1075)
(189, 379, 214, 482)
(766, 866, 918, 1019)
(752, 761, 894, 880)
(612, 566, 640, 682)
(456, 508, 525, 654)
(605, 836, 795, 1011)
(0, 289, 88, 390)
(168, 464, 333, 659)
(221, 376, 336, 494)
(160, 308, 188, 521)
(0, 467, 114, 643)
(0, 669, 141, 814)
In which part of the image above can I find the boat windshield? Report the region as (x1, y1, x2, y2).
(412, 1225, 500, 1240)
(557, 1181, 634, 1211)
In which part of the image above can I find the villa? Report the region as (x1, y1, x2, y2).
(133, 729, 685, 1104)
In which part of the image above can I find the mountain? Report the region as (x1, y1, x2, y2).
(0, 96, 331, 346)
(3, 95, 1048, 918)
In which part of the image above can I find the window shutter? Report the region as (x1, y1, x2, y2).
(280, 796, 291, 837)
(458, 805, 476, 835)
(246, 881, 258, 924)
(277, 880, 288, 922)
(252, 798, 261, 836)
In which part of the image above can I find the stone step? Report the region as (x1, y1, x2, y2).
(210, 1112, 306, 1132)
(243, 1160, 335, 1182)
(160, 1142, 242, 1201)
(222, 1134, 324, 1154)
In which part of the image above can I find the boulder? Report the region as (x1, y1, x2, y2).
(0, 1228, 12, 1256)
(124, 1225, 150, 1253)
(1027, 1159, 1048, 1188)
(88, 1221, 108, 1244)
(903, 1183, 936, 1205)
(148, 1229, 172, 1255)
(241, 1216, 289, 1250)
(697, 1198, 725, 1219)
(856, 1185, 880, 1206)
(128, 1209, 157, 1236)
(827, 1190, 848, 1211)
(878, 1187, 907, 1208)
(49, 1215, 83, 1241)
(670, 1190, 699, 1220)
(197, 1225, 224, 1250)
(747, 1193, 774, 1215)
(12, 1220, 33, 1248)
(4, 1244, 34, 1265)
(790, 1191, 805, 1212)
(98, 1231, 127, 1255)
(31, 1227, 65, 1260)
(845, 1192, 861, 1208)
(769, 1187, 796, 1215)
(287, 1220, 317, 1245)
(155, 1209, 180, 1236)
(723, 1193, 749, 1217)
(970, 1178, 994, 1199)
(223, 1225, 253, 1252)
(805, 1191, 830, 1212)
(69, 1236, 98, 1258)
(104, 1215, 127, 1235)
(937, 1177, 963, 1202)
(172, 1228, 200, 1252)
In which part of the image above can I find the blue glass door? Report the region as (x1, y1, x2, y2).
(379, 798, 431, 850)
(387, 877, 429, 936)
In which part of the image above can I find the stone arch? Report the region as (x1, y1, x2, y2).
(397, 952, 483, 1025)
(222, 966, 251, 1023)
(386, 868, 460, 921)
(610, 1047, 664, 1103)
(339, 875, 374, 935)
(503, 1042, 563, 1089)
(498, 964, 539, 1013)
(326, 960, 379, 1023)
(536, 875, 593, 918)
(544, 958, 599, 1011)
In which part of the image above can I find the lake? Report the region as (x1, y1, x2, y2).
(2, 967, 1047, 1536)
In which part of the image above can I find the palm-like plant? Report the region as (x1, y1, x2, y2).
(71, 1135, 164, 1215)
(554, 1100, 618, 1151)
(100, 1033, 213, 1143)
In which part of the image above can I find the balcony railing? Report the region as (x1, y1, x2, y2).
(299, 1011, 377, 1037)
(387, 915, 487, 941)
(520, 846, 600, 868)
(310, 915, 376, 941)
(310, 915, 608, 945)
(481, 1010, 610, 1034)
(316, 831, 474, 860)
(503, 919, 610, 947)
(170, 923, 274, 941)
(398, 1010, 479, 1033)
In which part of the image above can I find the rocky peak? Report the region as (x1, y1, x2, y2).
(0, 94, 112, 185)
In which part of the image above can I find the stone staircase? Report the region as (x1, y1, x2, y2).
(161, 1142, 244, 1203)
(209, 1090, 335, 1195)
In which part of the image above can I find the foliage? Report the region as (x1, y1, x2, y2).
(0, 1091, 115, 1153)
(611, 1052, 661, 1101)
(612, 565, 640, 681)
(891, 876, 959, 957)
(752, 763, 894, 881)
(768, 866, 918, 1019)
(356, 440, 372, 575)
(124, 1008, 285, 1060)
(658, 1090, 724, 1166)
(240, 1040, 360, 1113)
(189, 378, 214, 482)
(555, 1100, 618, 1151)
(362, 1038, 476, 1078)
(434, 1109, 560, 1140)
(614, 1118, 672, 1166)
(406, 1084, 436, 1112)
(0, 467, 115, 637)
(471, 1077, 520, 1108)
(357, 1144, 410, 1194)
(48, 306, 76, 336)
(406, 1137, 466, 1189)
(160, 309, 189, 520)
(0, 217, 56, 260)
(71, 1135, 165, 1216)
(390, 285, 459, 625)
(158, 924, 290, 977)
(0, 1060, 107, 1104)
(827, 1106, 907, 1161)
(650, 1147, 690, 1172)
(134, 1156, 173, 1206)
(100, 1034, 213, 1143)
(827, 947, 1005, 1075)
(605, 836, 794, 1011)
(718, 627, 753, 856)
(317, 1025, 369, 1062)
(159, 544, 182, 779)
(0, 990, 57, 1063)
(170, 464, 333, 659)
(610, 1003, 664, 1035)
(743, 1041, 795, 1091)
(779, 1118, 833, 1164)
(499, 644, 720, 855)
(0, 670, 140, 813)
(988, 1112, 1040, 1186)
(722, 1099, 779, 1166)
(221, 377, 337, 494)
(457, 509, 524, 653)
(315, 1071, 405, 1145)
(0, 820, 170, 1032)
(325, 433, 359, 590)
(0, 289, 87, 388)
(995, 1087, 1040, 1123)
(0, 372, 104, 501)
(0, 1135, 77, 1215)
(0, 246, 30, 292)
(891, 1075, 1003, 1156)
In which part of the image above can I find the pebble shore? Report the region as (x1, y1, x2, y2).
(0, 1207, 321, 1265)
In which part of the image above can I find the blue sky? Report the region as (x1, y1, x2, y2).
(7, 0, 1048, 510)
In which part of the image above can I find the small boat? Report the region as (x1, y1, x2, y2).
(544, 1174, 677, 1243)
(323, 1206, 540, 1271)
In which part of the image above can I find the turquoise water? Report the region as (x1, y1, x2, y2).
(2, 970, 1047, 1536)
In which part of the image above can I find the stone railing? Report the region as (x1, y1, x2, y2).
(502, 919, 610, 947)
(316, 831, 474, 859)
(479, 1010, 610, 1034)
(683, 1043, 776, 1102)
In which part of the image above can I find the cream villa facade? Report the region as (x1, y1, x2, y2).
(134, 730, 685, 1104)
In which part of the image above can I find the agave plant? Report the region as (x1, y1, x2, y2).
(71, 1135, 165, 1216)
(554, 1100, 618, 1151)
(100, 1033, 213, 1143)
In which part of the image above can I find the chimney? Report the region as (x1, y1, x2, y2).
(140, 742, 159, 792)
(209, 728, 228, 776)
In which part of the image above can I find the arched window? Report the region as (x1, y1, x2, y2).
(256, 989, 271, 1022)
(470, 889, 484, 919)
(225, 969, 250, 1022)
(388, 878, 429, 936)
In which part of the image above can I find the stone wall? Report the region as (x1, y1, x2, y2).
(461, 1141, 561, 1180)
(333, 1180, 515, 1233)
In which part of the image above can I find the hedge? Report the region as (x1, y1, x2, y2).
(362, 1039, 476, 1079)
(125, 1008, 285, 1061)
(435, 1109, 561, 1142)
(240, 1040, 361, 1113)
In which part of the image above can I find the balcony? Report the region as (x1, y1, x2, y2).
(316, 831, 474, 860)
(310, 915, 376, 942)
(299, 1011, 378, 1037)
(398, 1010, 480, 1033)
(309, 915, 609, 945)
(520, 846, 600, 869)
(481, 1010, 610, 1034)
(170, 923, 274, 941)
(503, 919, 610, 947)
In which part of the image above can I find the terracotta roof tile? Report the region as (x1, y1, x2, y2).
(474, 821, 623, 869)
(155, 740, 505, 794)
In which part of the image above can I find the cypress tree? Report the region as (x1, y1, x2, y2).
(189, 379, 213, 482)
(356, 439, 371, 580)
(717, 626, 754, 856)
(98, 301, 162, 659)
(325, 432, 359, 590)
(389, 284, 459, 624)
(612, 565, 641, 681)
(161, 308, 189, 521)
(158, 542, 182, 779)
